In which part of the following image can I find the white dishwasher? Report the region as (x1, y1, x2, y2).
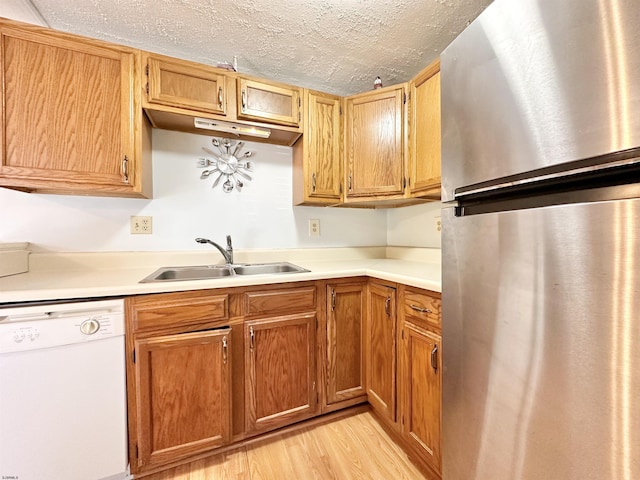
(0, 298, 129, 480)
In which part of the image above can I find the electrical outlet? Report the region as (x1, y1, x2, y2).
(309, 219, 320, 237)
(131, 216, 152, 234)
(435, 217, 442, 233)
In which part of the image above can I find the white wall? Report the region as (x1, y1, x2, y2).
(0, 130, 390, 252)
(386, 201, 443, 248)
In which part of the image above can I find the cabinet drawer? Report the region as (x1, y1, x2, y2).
(130, 292, 229, 332)
(402, 288, 441, 331)
(243, 286, 316, 317)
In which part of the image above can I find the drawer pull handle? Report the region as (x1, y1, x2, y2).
(410, 304, 432, 314)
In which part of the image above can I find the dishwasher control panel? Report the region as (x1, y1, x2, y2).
(0, 299, 124, 354)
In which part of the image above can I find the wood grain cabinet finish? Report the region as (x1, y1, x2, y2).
(0, 18, 151, 197)
(245, 313, 317, 434)
(293, 90, 342, 205)
(408, 59, 441, 199)
(401, 323, 442, 474)
(237, 76, 302, 127)
(344, 85, 406, 202)
(144, 54, 227, 115)
(133, 328, 231, 470)
(325, 281, 367, 409)
(398, 285, 442, 476)
(366, 281, 397, 422)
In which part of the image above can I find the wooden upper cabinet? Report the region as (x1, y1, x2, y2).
(237, 77, 302, 127)
(144, 54, 227, 116)
(344, 85, 406, 202)
(325, 281, 366, 408)
(292, 90, 342, 205)
(408, 59, 441, 198)
(366, 281, 397, 422)
(133, 328, 231, 470)
(0, 19, 151, 197)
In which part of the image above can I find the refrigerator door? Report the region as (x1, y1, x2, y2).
(440, 0, 640, 202)
(442, 198, 640, 480)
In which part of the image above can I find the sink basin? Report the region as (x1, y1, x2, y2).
(139, 262, 309, 283)
(140, 265, 232, 283)
(232, 262, 309, 276)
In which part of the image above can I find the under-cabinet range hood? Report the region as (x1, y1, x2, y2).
(194, 117, 271, 139)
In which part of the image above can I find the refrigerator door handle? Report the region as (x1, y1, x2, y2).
(431, 344, 439, 373)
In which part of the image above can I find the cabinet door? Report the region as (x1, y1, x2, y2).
(133, 328, 231, 469)
(245, 313, 317, 433)
(345, 85, 405, 199)
(326, 282, 366, 406)
(366, 282, 397, 421)
(237, 77, 301, 127)
(145, 55, 227, 115)
(408, 60, 441, 197)
(402, 323, 441, 474)
(293, 90, 342, 205)
(0, 22, 147, 196)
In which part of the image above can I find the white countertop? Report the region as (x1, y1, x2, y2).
(0, 247, 441, 304)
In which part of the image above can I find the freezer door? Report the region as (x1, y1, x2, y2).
(440, 0, 640, 201)
(442, 198, 640, 480)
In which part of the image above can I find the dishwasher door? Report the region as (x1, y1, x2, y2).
(0, 300, 128, 480)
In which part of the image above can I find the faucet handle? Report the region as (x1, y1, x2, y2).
(226, 235, 232, 249)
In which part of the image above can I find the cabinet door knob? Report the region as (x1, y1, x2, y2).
(249, 326, 255, 351)
(331, 289, 336, 311)
(241, 89, 247, 110)
(218, 87, 223, 109)
(431, 344, 439, 373)
(385, 296, 391, 316)
(312, 172, 317, 192)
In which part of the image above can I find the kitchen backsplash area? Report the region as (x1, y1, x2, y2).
(0, 129, 442, 253)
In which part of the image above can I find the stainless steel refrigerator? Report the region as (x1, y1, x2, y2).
(441, 1, 640, 479)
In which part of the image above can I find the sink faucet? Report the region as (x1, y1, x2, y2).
(195, 235, 234, 265)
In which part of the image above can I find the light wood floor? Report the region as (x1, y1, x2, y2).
(143, 409, 430, 480)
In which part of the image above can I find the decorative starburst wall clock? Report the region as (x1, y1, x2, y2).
(196, 138, 254, 192)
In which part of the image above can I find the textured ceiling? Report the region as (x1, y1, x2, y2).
(28, 0, 493, 96)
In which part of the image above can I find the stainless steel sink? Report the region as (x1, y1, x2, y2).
(232, 263, 308, 275)
(140, 265, 233, 282)
(139, 262, 309, 283)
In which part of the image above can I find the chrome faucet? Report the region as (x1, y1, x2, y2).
(195, 235, 234, 265)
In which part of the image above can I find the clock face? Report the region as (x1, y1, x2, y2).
(197, 138, 254, 192)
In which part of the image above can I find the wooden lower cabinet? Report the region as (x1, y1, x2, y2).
(366, 281, 397, 422)
(125, 280, 442, 477)
(325, 280, 367, 410)
(401, 323, 442, 474)
(398, 285, 442, 476)
(133, 328, 231, 469)
(245, 313, 318, 433)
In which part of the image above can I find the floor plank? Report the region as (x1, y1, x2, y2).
(143, 410, 428, 480)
